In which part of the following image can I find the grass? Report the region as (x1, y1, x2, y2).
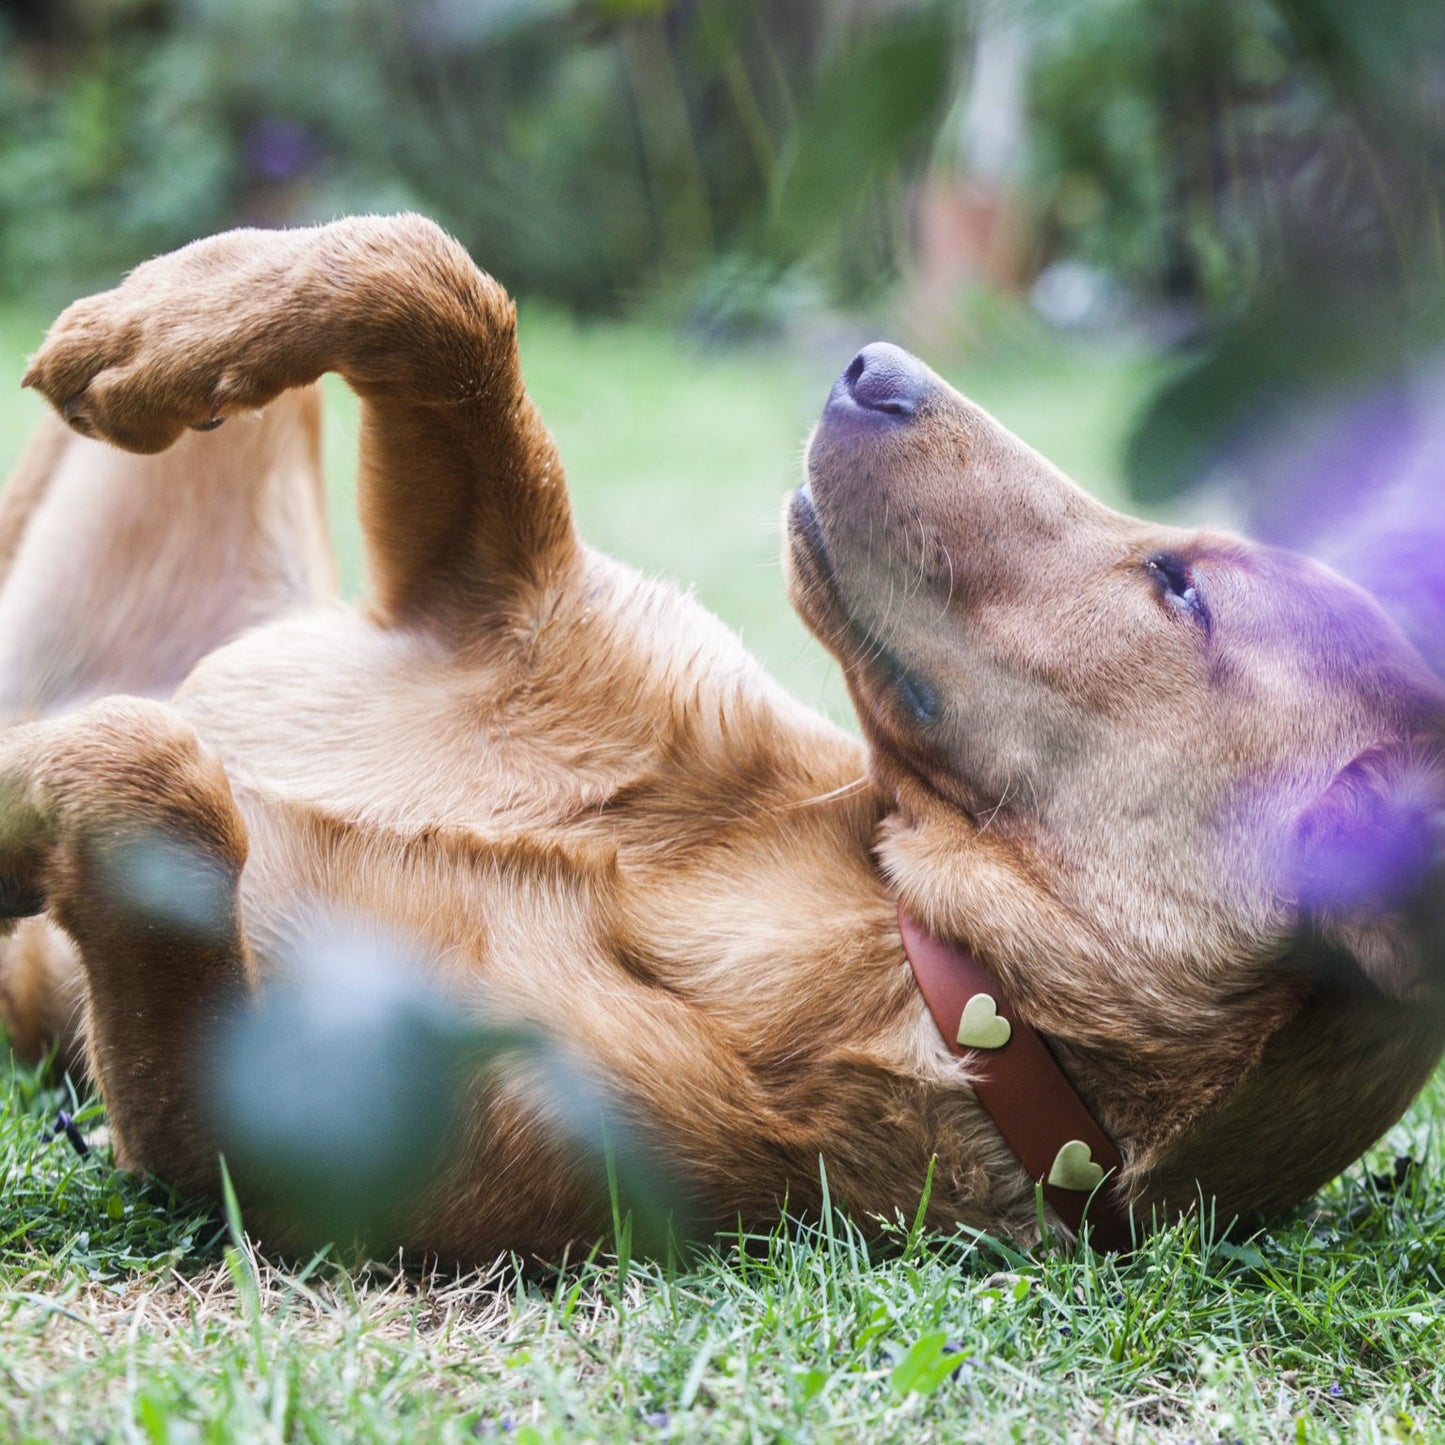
(3, 298, 1444, 1441)
(5, 1050, 1445, 1442)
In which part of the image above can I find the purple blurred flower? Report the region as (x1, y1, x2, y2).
(1248, 361, 1445, 676)
(245, 119, 316, 183)
(1291, 758, 1438, 915)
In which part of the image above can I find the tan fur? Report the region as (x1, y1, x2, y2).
(0, 215, 1441, 1258)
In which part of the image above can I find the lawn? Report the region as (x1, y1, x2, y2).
(2, 299, 1444, 1443)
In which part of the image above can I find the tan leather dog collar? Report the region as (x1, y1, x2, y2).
(898, 905, 1133, 1251)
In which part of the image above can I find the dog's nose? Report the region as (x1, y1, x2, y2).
(831, 343, 930, 421)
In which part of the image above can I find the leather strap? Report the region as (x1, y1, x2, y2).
(898, 906, 1133, 1251)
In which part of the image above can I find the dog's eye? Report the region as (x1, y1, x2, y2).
(896, 668, 939, 725)
(1146, 552, 1208, 629)
(876, 646, 940, 724)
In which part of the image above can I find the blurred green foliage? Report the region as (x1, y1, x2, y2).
(209, 926, 688, 1256)
(5, 0, 1444, 514)
(1028, 0, 1445, 310)
(0, 0, 962, 315)
(7, 0, 1440, 330)
(1025, 0, 1445, 504)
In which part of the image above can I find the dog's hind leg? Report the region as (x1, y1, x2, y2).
(0, 697, 255, 1193)
(0, 389, 333, 725)
(21, 216, 578, 636)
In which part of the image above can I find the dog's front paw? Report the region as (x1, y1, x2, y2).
(23, 230, 310, 454)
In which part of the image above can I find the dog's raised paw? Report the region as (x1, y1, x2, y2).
(21, 229, 311, 454)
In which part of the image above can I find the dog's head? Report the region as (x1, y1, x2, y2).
(786, 343, 1445, 1221)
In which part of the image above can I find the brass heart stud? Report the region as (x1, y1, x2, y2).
(1047, 1140, 1105, 1193)
(956, 993, 1011, 1050)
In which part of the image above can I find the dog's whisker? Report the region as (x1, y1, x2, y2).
(939, 540, 956, 617)
(977, 778, 1017, 834)
(775, 775, 871, 811)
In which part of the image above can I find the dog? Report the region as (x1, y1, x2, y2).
(0, 214, 1442, 1258)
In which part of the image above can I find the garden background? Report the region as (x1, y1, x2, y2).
(3, 1, 1445, 1440)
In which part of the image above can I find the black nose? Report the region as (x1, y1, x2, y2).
(840, 343, 930, 418)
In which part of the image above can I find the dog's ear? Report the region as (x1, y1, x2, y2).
(1290, 741, 1445, 1002)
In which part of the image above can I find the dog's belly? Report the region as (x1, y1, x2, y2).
(155, 603, 971, 1246)
(168, 588, 870, 992)
(167, 604, 626, 977)
(174, 608, 560, 827)
(151, 587, 1001, 1245)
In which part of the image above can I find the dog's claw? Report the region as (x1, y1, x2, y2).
(61, 393, 94, 437)
(0, 878, 46, 919)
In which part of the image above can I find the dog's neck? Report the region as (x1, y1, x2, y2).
(896, 906, 1133, 1250)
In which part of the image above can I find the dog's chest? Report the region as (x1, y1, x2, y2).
(175, 610, 652, 825)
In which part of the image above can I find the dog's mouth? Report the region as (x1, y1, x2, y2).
(791, 451, 945, 707)
(788, 479, 827, 561)
(786, 479, 871, 674)
(789, 479, 978, 808)
(786, 481, 839, 610)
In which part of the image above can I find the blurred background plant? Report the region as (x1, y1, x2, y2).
(0, 0, 962, 322)
(3, 0, 1440, 321)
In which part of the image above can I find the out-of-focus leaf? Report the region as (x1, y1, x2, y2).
(207, 928, 510, 1246)
(769, 2, 961, 261)
(206, 922, 692, 1257)
(1124, 288, 1445, 504)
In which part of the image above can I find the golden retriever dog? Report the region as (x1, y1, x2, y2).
(0, 215, 1442, 1258)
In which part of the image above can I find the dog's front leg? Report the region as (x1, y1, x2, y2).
(23, 215, 577, 630)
